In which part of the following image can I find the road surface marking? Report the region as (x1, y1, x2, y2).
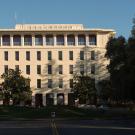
(51, 119, 59, 135)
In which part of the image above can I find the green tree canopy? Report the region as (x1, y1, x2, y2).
(1, 69, 32, 105)
(72, 75, 97, 104)
(105, 34, 135, 102)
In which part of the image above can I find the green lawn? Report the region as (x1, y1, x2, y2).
(0, 105, 135, 120)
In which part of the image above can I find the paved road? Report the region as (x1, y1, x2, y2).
(56, 119, 135, 135)
(0, 119, 135, 135)
(0, 128, 51, 135)
(0, 120, 52, 135)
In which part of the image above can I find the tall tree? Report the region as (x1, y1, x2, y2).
(72, 75, 97, 104)
(105, 33, 135, 102)
(131, 17, 135, 38)
(105, 36, 127, 102)
(1, 69, 32, 105)
(98, 80, 112, 102)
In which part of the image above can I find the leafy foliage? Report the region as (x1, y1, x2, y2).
(105, 35, 135, 102)
(131, 17, 135, 38)
(1, 69, 32, 105)
(72, 75, 97, 104)
(98, 80, 112, 101)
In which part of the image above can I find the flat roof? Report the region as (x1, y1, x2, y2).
(0, 24, 116, 34)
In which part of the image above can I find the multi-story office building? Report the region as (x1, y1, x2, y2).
(0, 24, 115, 106)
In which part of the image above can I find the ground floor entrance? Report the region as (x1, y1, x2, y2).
(34, 93, 75, 106)
(35, 94, 43, 107)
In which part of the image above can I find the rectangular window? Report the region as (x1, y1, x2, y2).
(69, 65, 73, 74)
(48, 65, 52, 74)
(4, 51, 8, 61)
(59, 79, 63, 88)
(69, 51, 73, 60)
(37, 79, 41, 88)
(91, 51, 95, 60)
(89, 35, 97, 45)
(58, 51, 63, 60)
(26, 51, 30, 61)
(37, 51, 41, 60)
(26, 79, 30, 87)
(91, 64, 95, 74)
(48, 51, 52, 60)
(59, 65, 63, 74)
(15, 51, 19, 61)
(37, 65, 41, 74)
(69, 79, 73, 88)
(48, 79, 52, 88)
(80, 51, 84, 60)
(15, 65, 19, 71)
(80, 64, 84, 75)
(4, 65, 8, 74)
(26, 65, 30, 75)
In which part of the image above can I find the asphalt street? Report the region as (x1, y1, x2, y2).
(0, 120, 52, 135)
(0, 119, 135, 135)
(56, 119, 135, 135)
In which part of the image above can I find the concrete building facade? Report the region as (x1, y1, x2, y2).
(0, 24, 115, 106)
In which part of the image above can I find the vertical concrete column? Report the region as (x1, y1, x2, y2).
(10, 35, 13, 46)
(0, 36, 2, 46)
(86, 34, 89, 46)
(43, 94, 46, 106)
(64, 93, 68, 105)
(75, 34, 78, 46)
(21, 35, 24, 46)
(43, 35, 46, 46)
(54, 93, 57, 105)
(32, 34, 35, 46)
(32, 94, 35, 107)
(64, 34, 67, 46)
(96, 34, 99, 47)
(54, 34, 56, 46)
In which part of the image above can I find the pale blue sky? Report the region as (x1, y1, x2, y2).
(0, 0, 135, 38)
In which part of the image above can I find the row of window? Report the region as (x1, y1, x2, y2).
(37, 79, 73, 89)
(0, 34, 97, 46)
(4, 64, 95, 75)
(4, 50, 95, 61)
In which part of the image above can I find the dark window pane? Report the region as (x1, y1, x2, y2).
(37, 65, 41, 74)
(70, 79, 73, 88)
(48, 65, 52, 74)
(69, 51, 73, 60)
(26, 65, 30, 75)
(15, 51, 19, 61)
(4, 51, 8, 61)
(59, 65, 63, 74)
(13, 35, 21, 46)
(37, 51, 41, 60)
(58, 51, 63, 60)
(4, 65, 8, 73)
(35, 35, 43, 45)
(37, 79, 41, 88)
(91, 51, 95, 60)
(26, 51, 30, 61)
(48, 51, 52, 60)
(80, 51, 84, 60)
(69, 65, 73, 74)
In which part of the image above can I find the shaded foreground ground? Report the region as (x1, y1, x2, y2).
(0, 105, 135, 120)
